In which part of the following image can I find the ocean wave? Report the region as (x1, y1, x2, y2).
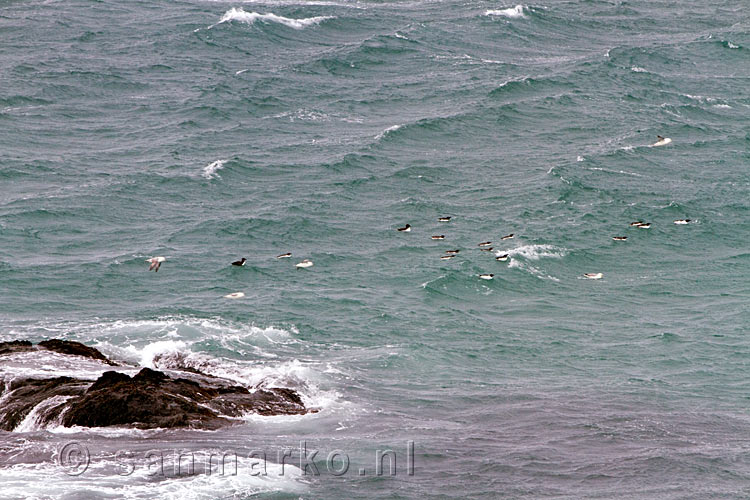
(484, 5, 526, 18)
(375, 124, 402, 140)
(496, 244, 566, 281)
(133, 341, 336, 412)
(211, 8, 334, 30)
(497, 244, 567, 261)
(0, 456, 304, 499)
(201, 159, 226, 179)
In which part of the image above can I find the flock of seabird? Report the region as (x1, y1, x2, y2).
(388, 211, 692, 282)
(144, 137, 687, 291)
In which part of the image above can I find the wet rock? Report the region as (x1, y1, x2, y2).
(0, 343, 310, 431)
(37, 339, 117, 366)
(0, 341, 33, 356)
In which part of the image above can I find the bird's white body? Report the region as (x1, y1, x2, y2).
(479, 274, 494, 280)
(651, 137, 672, 147)
(296, 260, 313, 268)
(583, 273, 603, 280)
(146, 256, 166, 272)
(224, 292, 245, 299)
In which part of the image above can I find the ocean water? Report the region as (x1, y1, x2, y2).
(1, 0, 749, 497)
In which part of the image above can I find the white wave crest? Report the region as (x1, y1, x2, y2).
(14, 395, 75, 432)
(213, 8, 334, 29)
(485, 5, 526, 18)
(0, 457, 304, 499)
(630, 66, 647, 73)
(375, 124, 402, 140)
(202, 159, 226, 179)
(497, 244, 567, 261)
(134, 341, 336, 412)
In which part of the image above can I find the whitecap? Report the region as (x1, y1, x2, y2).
(211, 8, 334, 30)
(484, 5, 526, 18)
(630, 66, 647, 73)
(375, 124, 402, 140)
(202, 159, 226, 179)
(497, 243, 567, 261)
(0, 456, 305, 499)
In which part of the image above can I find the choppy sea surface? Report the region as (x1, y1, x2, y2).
(1, 0, 749, 498)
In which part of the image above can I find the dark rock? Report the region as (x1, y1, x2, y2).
(0, 377, 89, 431)
(38, 339, 117, 365)
(59, 368, 308, 430)
(0, 340, 33, 355)
(0, 341, 309, 431)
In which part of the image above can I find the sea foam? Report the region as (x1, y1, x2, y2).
(485, 5, 526, 18)
(202, 159, 226, 179)
(213, 8, 334, 29)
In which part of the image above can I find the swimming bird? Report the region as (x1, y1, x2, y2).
(440, 255, 455, 260)
(231, 258, 246, 266)
(629, 221, 644, 226)
(651, 135, 672, 147)
(501, 234, 514, 240)
(583, 273, 603, 280)
(478, 241, 492, 247)
(397, 224, 411, 232)
(674, 219, 691, 225)
(480, 247, 494, 252)
(612, 236, 628, 241)
(636, 222, 651, 229)
(296, 259, 313, 269)
(496, 254, 509, 261)
(438, 217, 451, 222)
(224, 292, 245, 299)
(146, 256, 165, 272)
(276, 252, 292, 259)
(445, 249, 460, 254)
(431, 235, 445, 240)
(478, 274, 494, 280)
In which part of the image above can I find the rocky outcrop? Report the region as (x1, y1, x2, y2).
(0, 340, 311, 431)
(37, 339, 117, 365)
(0, 339, 116, 365)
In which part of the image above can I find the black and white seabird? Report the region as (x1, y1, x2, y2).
(583, 273, 603, 280)
(478, 241, 492, 247)
(445, 249, 460, 254)
(231, 258, 247, 266)
(438, 217, 451, 222)
(651, 135, 672, 147)
(440, 255, 455, 260)
(397, 224, 411, 232)
(224, 292, 245, 299)
(674, 219, 691, 225)
(146, 256, 165, 272)
(431, 235, 445, 240)
(480, 247, 494, 252)
(496, 254, 509, 261)
(636, 222, 651, 229)
(612, 236, 628, 241)
(296, 259, 313, 269)
(501, 234, 514, 240)
(478, 273, 494, 280)
(629, 221, 644, 226)
(276, 252, 292, 259)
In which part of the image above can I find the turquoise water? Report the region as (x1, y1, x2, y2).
(1, 0, 749, 497)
